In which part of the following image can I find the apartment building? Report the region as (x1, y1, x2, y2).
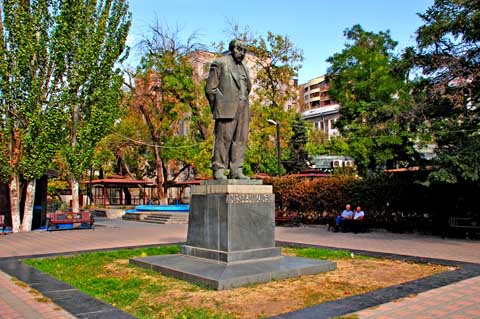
(299, 75, 340, 139)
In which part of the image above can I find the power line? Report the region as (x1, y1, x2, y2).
(112, 132, 206, 149)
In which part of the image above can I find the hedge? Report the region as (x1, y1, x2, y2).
(264, 173, 479, 234)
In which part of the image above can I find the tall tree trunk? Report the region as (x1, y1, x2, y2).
(9, 175, 21, 233)
(71, 178, 80, 213)
(21, 179, 36, 232)
(153, 144, 166, 204)
(70, 103, 80, 213)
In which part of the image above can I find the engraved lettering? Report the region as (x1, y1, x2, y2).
(226, 194, 274, 204)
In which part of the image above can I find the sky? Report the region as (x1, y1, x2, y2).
(126, 0, 434, 84)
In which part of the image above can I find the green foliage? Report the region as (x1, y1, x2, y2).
(56, 0, 131, 181)
(25, 246, 181, 313)
(326, 25, 418, 174)
(229, 27, 304, 175)
(284, 114, 309, 174)
(246, 102, 296, 176)
(282, 247, 369, 260)
(413, 0, 480, 184)
(0, 0, 67, 182)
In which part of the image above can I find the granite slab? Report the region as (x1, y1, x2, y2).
(130, 254, 336, 290)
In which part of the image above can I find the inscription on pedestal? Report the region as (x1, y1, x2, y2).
(226, 193, 274, 204)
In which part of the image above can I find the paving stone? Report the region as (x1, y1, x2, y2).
(0, 220, 479, 319)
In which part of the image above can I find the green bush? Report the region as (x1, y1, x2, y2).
(265, 173, 479, 234)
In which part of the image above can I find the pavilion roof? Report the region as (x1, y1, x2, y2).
(83, 175, 155, 187)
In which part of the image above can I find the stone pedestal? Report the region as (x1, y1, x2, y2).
(130, 180, 336, 290)
(181, 179, 280, 262)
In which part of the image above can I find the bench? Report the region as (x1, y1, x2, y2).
(275, 210, 300, 226)
(327, 215, 368, 233)
(447, 217, 480, 239)
(46, 212, 94, 231)
(0, 215, 6, 235)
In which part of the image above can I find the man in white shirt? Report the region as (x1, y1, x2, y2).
(353, 206, 365, 233)
(354, 206, 364, 220)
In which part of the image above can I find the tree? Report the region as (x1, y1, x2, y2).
(326, 25, 419, 175)
(283, 114, 309, 174)
(56, 0, 131, 213)
(413, 0, 480, 183)
(226, 27, 303, 175)
(0, 0, 67, 231)
(124, 25, 211, 202)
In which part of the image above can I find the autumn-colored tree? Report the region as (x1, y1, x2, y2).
(120, 25, 211, 202)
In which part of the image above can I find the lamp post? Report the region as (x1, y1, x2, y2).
(267, 119, 281, 176)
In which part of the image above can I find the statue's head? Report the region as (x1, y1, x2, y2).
(229, 39, 247, 63)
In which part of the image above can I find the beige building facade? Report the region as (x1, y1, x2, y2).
(300, 75, 340, 139)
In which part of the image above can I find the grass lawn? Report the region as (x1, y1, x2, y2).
(24, 246, 449, 319)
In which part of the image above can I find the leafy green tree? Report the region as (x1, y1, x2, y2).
(55, 0, 131, 213)
(413, 0, 480, 183)
(326, 25, 418, 175)
(227, 28, 303, 176)
(0, 0, 67, 231)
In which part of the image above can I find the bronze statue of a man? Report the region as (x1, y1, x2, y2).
(205, 39, 252, 180)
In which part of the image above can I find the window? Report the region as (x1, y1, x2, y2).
(310, 92, 320, 98)
(321, 100, 331, 106)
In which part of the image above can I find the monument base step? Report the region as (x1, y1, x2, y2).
(180, 245, 281, 263)
(130, 254, 336, 290)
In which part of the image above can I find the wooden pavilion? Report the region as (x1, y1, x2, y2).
(84, 175, 156, 208)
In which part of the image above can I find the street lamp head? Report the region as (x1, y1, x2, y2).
(267, 119, 278, 126)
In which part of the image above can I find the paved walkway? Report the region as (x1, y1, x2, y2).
(355, 276, 480, 319)
(0, 220, 186, 258)
(0, 220, 479, 318)
(275, 226, 480, 263)
(0, 270, 75, 319)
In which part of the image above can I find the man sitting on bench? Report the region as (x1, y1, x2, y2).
(352, 206, 365, 233)
(334, 204, 353, 232)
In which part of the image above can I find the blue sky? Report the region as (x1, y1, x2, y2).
(126, 0, 434, 83)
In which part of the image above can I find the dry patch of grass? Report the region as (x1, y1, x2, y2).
(130, 257, 446, 318)
(25, 245, 449, 319)
(12, 278, 28, 288)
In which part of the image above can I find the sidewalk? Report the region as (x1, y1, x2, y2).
(0, 220, 479, 318)
(0, 270, 75, 319)
(275, 226, 480, 263)
(355, 276, 480, 319)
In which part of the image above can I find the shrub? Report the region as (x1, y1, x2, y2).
(264, 173, 479, 234)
